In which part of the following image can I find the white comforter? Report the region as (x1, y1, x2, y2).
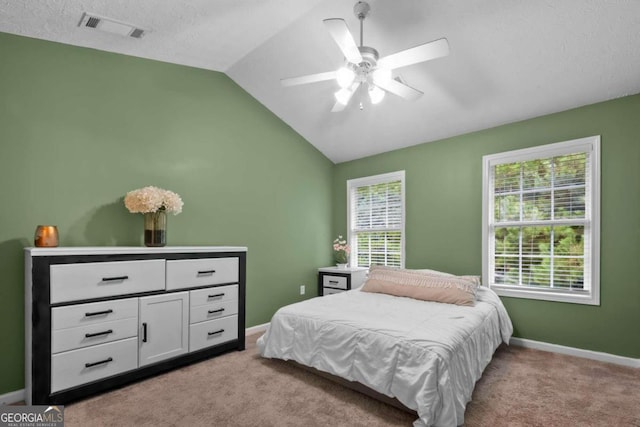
(257, 287, 513, 427)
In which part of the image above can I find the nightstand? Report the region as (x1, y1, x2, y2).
(317, 266, 368, 296)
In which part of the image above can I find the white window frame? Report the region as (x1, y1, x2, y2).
(482, 136, 600, 305)
(347, 171, 406, 268)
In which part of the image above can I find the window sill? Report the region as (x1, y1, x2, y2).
(490, 285, 599, 306)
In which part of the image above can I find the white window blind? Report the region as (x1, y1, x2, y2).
(347, 171, 405, 268)
(482, 136, 600, 305)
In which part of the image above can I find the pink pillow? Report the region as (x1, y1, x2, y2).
(361, 266, 480, 306)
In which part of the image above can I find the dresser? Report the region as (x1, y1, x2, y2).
(25, 246, 247, 404)
(317, 266, 368, 296)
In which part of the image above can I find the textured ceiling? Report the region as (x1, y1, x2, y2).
(2, 0, 640, 163)
(0, 0, 322, 70)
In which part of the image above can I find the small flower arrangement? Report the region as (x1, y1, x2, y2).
(333, 235, 350, 265)
(124, 186, 183, 215)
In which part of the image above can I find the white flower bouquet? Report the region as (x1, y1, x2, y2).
(124, 186, 183, 215)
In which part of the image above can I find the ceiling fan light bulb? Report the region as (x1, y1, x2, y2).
(335, 88, 353, 105)
(373, 68, 392, 85)
(369, 85, 385, 104)
(336, 67, 355, 88)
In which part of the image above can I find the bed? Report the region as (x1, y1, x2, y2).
(257, 278, 513, 427)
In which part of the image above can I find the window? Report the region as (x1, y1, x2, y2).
(482, 136, 600, 305)
(347, 171, 405, 268)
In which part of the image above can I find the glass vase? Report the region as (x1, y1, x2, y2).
(144, 210, 167, 247)
(334, 253, 349, 268)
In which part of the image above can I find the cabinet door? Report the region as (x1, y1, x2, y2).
(139, 292, 189, 367)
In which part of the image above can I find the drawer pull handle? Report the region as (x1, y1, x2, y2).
(85, 357, 113, 368)
(329, 280, 339, 284)
(85, 309, 113, 317)
(85, 329, 113, 338)
(208, 308, 225, 314)
(102, 276, 129, 282)
(208, 329, 225, 336)
(208, 293, 225, 299)
(142, 323, 148, 343)
(198, 270, 216, 275)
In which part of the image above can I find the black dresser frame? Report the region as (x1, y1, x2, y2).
(28, 251, 246, 404)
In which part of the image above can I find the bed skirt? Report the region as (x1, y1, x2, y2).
(287, 359, 417, 415)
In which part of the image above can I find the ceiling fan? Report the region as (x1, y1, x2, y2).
(281, 1, 450, 112)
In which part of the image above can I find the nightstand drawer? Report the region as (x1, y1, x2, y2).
(322, 275, 347, 290)
(52, 298, 138, 331)
(51, 337, 138, 393)
(189, 315, 238, 352)
(190, 300, 238, 324)
(166, 258, 239, 290)
(50, 260, 165, 304)
(190, 285, 238, 307)
(52, 317, 138, 354)
(323, 287, 344, 295)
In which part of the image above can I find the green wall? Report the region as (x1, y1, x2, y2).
(0, 32, 333, 395)
(2, 29, 638, 398)
(333, 94, 640, 359)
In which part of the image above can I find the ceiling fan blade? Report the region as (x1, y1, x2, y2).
(375, 78, 423, 101)
(281, 70, 337, 87)
(378, 38, 449, 70)
(331, 82, 360, 112)
(331, 101, 347, 113)
(323, 18, 363, 64)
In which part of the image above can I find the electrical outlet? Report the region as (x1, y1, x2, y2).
(300, 285, 306, 295)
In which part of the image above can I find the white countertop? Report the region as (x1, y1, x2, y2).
(25, 246, 248, 256)
(318, 266, 368, 273)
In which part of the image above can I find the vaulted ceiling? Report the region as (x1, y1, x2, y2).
(2, 0, 639, 163)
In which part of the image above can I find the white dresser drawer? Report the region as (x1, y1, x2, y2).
(50, 260, 165, 304)
(166, 258, 238, 290)
(323, 287, 344, 295)
(189, 315, 238, 352)
(51, 337, 138, 393)
(322, 275, 347, 290)
(52, 317, 138, 354)
(190, 285, 238, 307)
(52, 298, 138, 331)
(190, 301, 238, 324)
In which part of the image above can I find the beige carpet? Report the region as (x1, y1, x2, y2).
(62, 334, 640, 427)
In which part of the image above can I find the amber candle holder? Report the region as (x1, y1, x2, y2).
(34, 225, 59, 247)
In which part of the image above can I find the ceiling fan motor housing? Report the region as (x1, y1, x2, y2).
(352, 46, 378, 82)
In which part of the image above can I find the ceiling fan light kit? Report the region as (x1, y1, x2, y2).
(280, 1, 450, 112)
(336, 67, 356, 88)
(335, 87, 354, 105)
(368, 85, 385, 104)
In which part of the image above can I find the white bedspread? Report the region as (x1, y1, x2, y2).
(257, 287, 513, 427)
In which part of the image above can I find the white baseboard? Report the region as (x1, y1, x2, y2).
(0, 389, 25, 405)
(246, 322, 269, 336)
(510, 337, 640, 368)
